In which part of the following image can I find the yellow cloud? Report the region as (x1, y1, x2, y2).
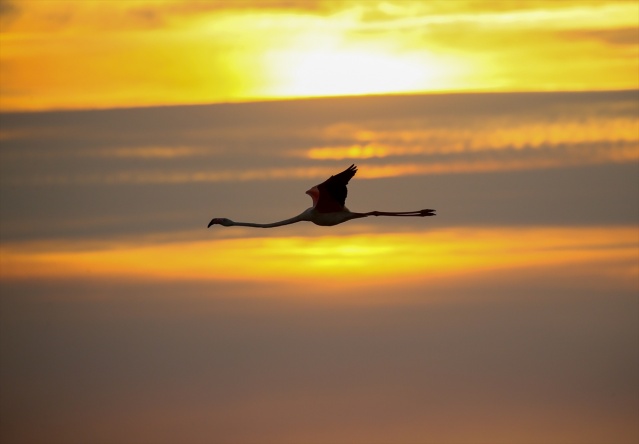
(1, 1, 637, 110)
(304, 115, 639, 159)
(2, 227, 637, 299)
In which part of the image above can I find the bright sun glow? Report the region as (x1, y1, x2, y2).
(270, 44, 449, 97)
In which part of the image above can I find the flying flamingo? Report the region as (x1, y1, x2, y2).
(208, 164, 435, 228)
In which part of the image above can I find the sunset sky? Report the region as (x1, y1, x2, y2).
(1, 0, 638, 110)
(1, 1, 638, 444)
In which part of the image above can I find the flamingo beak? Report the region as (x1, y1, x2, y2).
(207, 219, 217, 228)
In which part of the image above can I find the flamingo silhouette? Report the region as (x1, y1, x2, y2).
(208, 164, 435, 228)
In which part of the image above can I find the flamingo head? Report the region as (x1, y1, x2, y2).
(208, 218, 233, 227)
(305, 186, 320, 207)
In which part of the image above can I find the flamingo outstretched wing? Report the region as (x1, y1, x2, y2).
(315, 164, 357, 212)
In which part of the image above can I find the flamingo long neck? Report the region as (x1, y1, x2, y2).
(230, 212, 309, 228)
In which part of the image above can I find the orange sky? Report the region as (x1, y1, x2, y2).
(1, 0, 637, 111)
(1, 4, 638, 442)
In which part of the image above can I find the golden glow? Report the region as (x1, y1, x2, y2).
(307, 144, 398, 160)
(1, 1, 637, 111)
(306, 115, 639, 159)
(4, 101, 636, 187)
(2, 228, 637, 296)
(5, 143, 638, 188)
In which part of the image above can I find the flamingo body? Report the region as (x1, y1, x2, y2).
(208, 164, 435, 228)
(305, 207, 360, 226)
